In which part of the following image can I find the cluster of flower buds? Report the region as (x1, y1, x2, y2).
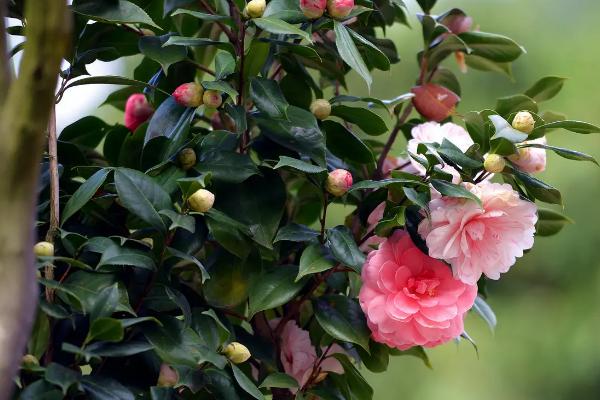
(300, 0, 354, 20)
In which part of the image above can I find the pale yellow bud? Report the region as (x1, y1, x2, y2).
(21, 354, 39, 368)
(310, 99, 331, 120)
(202, 90, 223, 108)
(483, 154, 506, 173)
(34, 241, 54, 257)
(512, 111, 535, 134)
(245, 0, 266, 18)
(188, 189, 215, 213)
(178, 148, 197, 171)
(223, 342, 251, 364)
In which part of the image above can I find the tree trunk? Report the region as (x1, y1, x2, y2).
(0, 1, 70, 397)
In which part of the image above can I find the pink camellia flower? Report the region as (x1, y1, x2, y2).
(407, 122, 474, 182)
(326, 169, 353, 197)
(300, 0, 326, 19)
(358, 230, 477, 350)
(509, 136, 547, 174)
(418, 182, 538, 285)
(273, 319, 344, 391)
(411, 84, 460, 122)
(124, 94, 154, 132)
(327, 0, 354, 19)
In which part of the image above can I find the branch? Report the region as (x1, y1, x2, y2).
(0, 0, 71, 397)
(44, 107, 59, 302)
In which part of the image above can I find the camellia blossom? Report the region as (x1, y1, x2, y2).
(418, 182, 538, 285)
(407, 122, 475, 182)
(509, 137, 547, 174)
(300, 0, 327, 19)
(124, 94, 154, 132)
(359, 230, 477, 350)
(273, 320, 344, 391)
(327, 0, 354, 19)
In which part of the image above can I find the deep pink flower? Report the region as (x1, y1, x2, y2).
(509, 136, 547, 174)
(300, 0, 327, 19)
(124, 94, 153, 132)
(273, 320, 344, 391)
(407, 122, 474, 182)
(418, 182, 538, 284)
(327, 0, 354, 19)
(359, 230, 477, 350)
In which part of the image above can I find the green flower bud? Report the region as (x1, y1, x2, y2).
(34, 241, 54, 257)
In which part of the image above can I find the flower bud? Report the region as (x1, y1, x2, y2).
(21, 354, 39, 368)
(157, 364, 179, 387)
(124, 94, 154, 132)
(245, 0, 266, 18)
(188, 189, 215, 213)
(441, 13, 473, 35)
(178, 148, 197, 171)
(202, 90, 223, 108)
(300, 0, 327, 19)
(310, 99, 331, 120)
(34, 241, 54, 257)
(483, 154, 506, 173)
(326, 169, 353, 197)
(512, 111, 535, 134)
(173, 82, 204, 108)
(411, 84, 460, 122)
(327, 0, 354, 19)
(222, 342, 251, 364)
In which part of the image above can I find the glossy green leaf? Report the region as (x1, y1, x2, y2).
(330, 105, 388, 136)
(519, 143, 598, 165)
(159, 210, 196, 233)
(334, 21, 372, 89)
(86, 317, 124, 343)
(536, 208, 573, 236)
(326, 226, 365, 273)
(45, 363, 81, 395)
(259, 372, 299, 389)
(230, 364, 264, 400)
(297, 244, 334, 281)
(63, 75, 168, 96)
(273, 156, 326, 174)
(171, 8, 231, 21)
(139, 34, 187, 72)
(524, 76, 567, 102)
(72, 0, 160, 29)
(512, 169, 562, 205)
(196, 151, 259, 183)
(250, 77, 289, 118)
(430, 179, 482, 205)
(89, 283, 119, 321)
(248, 265, 306, 317)
(253, 17, 311, 42)
(531, 120, 600, 135)
(495, 94, 538, 116)
(322, 120, 374, 165)
(61, 168, 110, 225)
(314, 295, 370, 351)
(202, 80, 238, 100)
(274, 223, 320, 243)
(164, 36, 235, 55)
(459, 31, 524, 63)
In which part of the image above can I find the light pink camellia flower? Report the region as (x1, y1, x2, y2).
(358, 230, 477, 350)
(509, 136, 547, 174)
(124, 94, 154, 132)
(326, 169, 353, 196)
(273, 320, 344, 391)
(300, 0, 327, 19)
(327, 0, 354, 19)
(418, 182, 538, 285)
(407, 122, 474, 182)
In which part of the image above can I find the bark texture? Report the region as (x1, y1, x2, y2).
(0, 1, 71, 397)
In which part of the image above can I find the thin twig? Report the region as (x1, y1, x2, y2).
(198, 0, 235, 42)
(374, 103, 414, 179)
(44, 106, 59, 302)
(319, 192, 329, 243)
(189, 61, 216, 76)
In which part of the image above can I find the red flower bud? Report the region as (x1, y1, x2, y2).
(411, 84, 460, 122)
(327, 0, 354, 19)
(326, 169, 353, 197)
(124, 94, 154, 132)
(300, 0, 327, 19)
(173, 82, 204, 108)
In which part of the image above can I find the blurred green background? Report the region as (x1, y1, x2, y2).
(68, 0, 600, 398)
(355, 0, 600, 399)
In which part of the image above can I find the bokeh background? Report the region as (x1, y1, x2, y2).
(39, 0, 600, 398)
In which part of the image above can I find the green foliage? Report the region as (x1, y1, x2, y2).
(19, 0, 599, 399)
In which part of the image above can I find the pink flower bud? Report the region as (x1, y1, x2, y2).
(300, 0, 327, 19)
(173, 82, 204, 108)
(411, 84, 460, 122)
(326, 169, 353, 197)
(202, 90, 223, 108)
(327, 0, 354, 19)
(124, 94, 154, 132)
(441, 13, 473, 35)
(157, 364, 179, 387)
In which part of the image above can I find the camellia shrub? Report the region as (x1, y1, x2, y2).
(9, 0, 600, 399)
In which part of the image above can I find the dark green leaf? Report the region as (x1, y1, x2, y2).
(297, 244, 334, 281)
(326, 226, 365, 273)
(214, 50, 236, 80)
(459, 31, 524, 63)
(322, 120, 374, 165)
(512, 169, 562, 205)
(314, 295, 370, 351)
(89, 283, 119, 321)
(334, 21, 372, 89)
(171, 8, 231, 21)
(86, 317, 124, 343)
(159, 210, 196, 232)
(63, 76, 168, 96)
(253, 17, 311, 42)
(72, 0, 160, 29)
(81, 375, 136, 400)
(196, 151, 259, 183)
(259, 372, 299, 389)
(164, 36, 236, 55)
(531, 120, 600, 135)
(202, 80, 238, 100)
(330, 105, 388, 136)
(519, 143, 598, 165)
(536, 208, 573, 236)
(61, 168, 110, 225)
(274, 223, 319, 243)
(495, 94, 538, 116)
(250, 77, 289, 118)
(230, 364, 264, 400)
(273, 156, 326, 174)
(524, 76, 567, 102)
(248, 265, 306, 317)
(45, 363, 81, 395)
(139, 34, 187, 72)
(430, 179, 481, 205)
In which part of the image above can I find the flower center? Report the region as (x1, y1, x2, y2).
(406, 274, 440, 297)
